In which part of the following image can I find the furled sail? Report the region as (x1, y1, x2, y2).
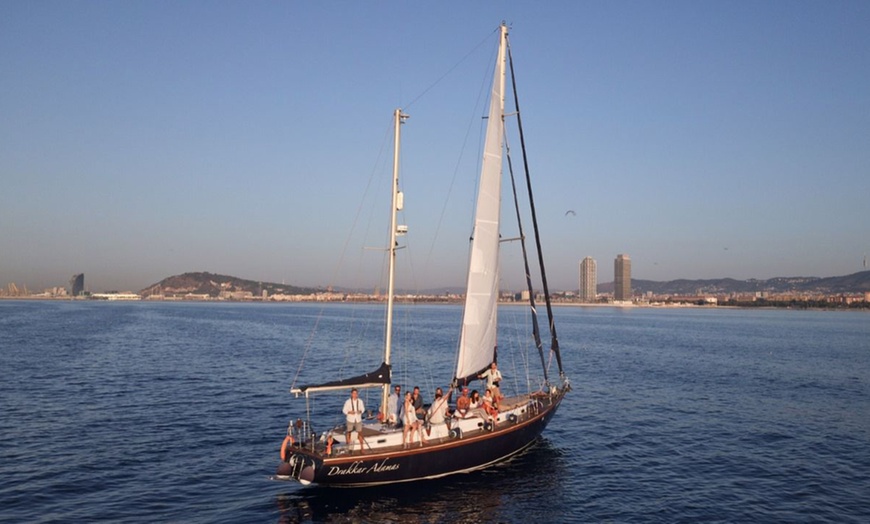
(455, 26, 507, 384)
(293, 362, 391, 394)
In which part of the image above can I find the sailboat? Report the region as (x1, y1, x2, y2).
(275, 23, 570, 487)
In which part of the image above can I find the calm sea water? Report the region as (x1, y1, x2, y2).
(1, 301, 868, 523)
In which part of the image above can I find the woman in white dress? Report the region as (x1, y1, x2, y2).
(402, 392, 425, 448)
(469, 390, 481, 409)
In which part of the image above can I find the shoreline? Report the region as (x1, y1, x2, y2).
(2, 295, 866, 312)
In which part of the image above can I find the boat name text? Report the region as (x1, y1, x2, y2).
(327, 458, 400, 476)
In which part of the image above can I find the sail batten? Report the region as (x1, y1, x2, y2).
(455, 25, 507, 381)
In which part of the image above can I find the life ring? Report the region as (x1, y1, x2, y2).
(280, 434, 294, 461)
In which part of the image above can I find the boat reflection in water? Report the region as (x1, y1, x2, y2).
(274, 439, 569, 523)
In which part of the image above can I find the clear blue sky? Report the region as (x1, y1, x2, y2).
(2, 1, 869, 293)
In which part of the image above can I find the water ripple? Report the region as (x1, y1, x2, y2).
(1, 303, 868, 522)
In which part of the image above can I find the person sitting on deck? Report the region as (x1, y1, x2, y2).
(342, 388, 366, 453)
(426, 389, 451, 436)
(454, 387, 471, 419)
(469, 390, 481, 410)
(482, 388, 499, 421)
(402, 392, 425, 448)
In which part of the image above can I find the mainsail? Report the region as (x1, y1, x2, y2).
(455, 26, 507, 384)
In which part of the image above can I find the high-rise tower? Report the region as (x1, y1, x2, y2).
(614, 254, 631, 302)
(69, 273, 84, 297)
(579, 257, 597, 303)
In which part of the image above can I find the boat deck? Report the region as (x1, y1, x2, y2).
(318, 392, 551, 457)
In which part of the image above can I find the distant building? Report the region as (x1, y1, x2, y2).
(579, 257, 597, 302)
(69, 273, 84, 297)
(91, 292, 140, 301)
(614, 254, 631, 302)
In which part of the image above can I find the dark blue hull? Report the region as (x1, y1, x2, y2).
(277, 388, 567, 486)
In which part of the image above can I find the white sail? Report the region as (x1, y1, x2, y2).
(456, 25, 507, 381)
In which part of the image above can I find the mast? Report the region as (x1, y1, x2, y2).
(382, 108, 408, 418)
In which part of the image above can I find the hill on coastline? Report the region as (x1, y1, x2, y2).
(140, 272, 323, 298)
(598, 271, 870, 295)
(140, 270, 870, 298)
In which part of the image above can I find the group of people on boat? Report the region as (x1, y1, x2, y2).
(344, 361, 505, 449)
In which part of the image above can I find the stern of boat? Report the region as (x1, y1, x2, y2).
(275, 418, 326, 484)
(276, 451, 318, 485)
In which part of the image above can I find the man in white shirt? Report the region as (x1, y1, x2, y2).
(426, 389, 450, 436)
(478, 362, 503, 403)
(387, 385, 401, 426)
(342, 388, 365, 453)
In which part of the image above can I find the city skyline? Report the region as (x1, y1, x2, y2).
(5, 264, 870, 298)
(3, 3, 869, 293)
